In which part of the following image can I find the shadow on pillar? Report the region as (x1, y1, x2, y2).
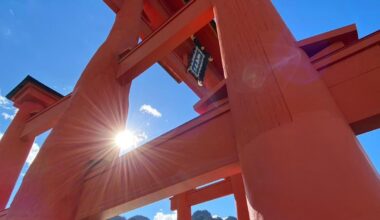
(0, 75, 63, 210)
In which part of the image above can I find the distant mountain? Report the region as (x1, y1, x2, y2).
(192, 210, 236, 220)
(128, 215, 150, 220)
(109, 210, 236, 220)
(109, 216, 126, 220)
(192, 210, 214, 220)
(109, 215, 151, 220)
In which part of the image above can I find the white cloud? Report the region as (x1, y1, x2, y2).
(153, 211, 177, 220)
(0, 132, 3, 139)
(26, 143, 40, 165)
(0, 95, 8, 106)
(0, 106, 12, 110)
(118, 130, 148, 156)
(0, 94, 15, 111)
(2, 112, 14, 120)
(136, 131, 148, 142)
(62, 85, 73, 92)
(1, 108, 18, 121)
(140, 104, 162, 118)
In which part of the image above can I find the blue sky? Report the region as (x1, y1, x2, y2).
(0, 0, 379, 219)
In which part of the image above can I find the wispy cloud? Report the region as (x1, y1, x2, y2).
(2, 112, 14, 120)
(139, 104, 162, 118)
(0, 95, 9, 106)
(62, 86, 73, 94)
(26, 143, 40, 165)
(136, 131, 148, 142)
(1, 108, 18, 121)
(153, 211, 177, 220)
(213, 215, 230, 220)
(0, 93, 18, 120)
(0, 94, 13, 110)
(118, 130, 148, 156)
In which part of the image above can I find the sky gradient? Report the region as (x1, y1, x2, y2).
(0, 0, 379, 219)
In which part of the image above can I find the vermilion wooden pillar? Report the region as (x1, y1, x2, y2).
(0, 102, 42, 209)
(213, 0, 380, 219)
(176, 193, 191, 220)
(230, 175, 249, 220)
(0, 77, 63, 210)
(5, 0, 143, 219)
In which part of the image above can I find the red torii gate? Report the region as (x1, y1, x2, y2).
(0, 0, 379, 219)
(170, 174, 249, 220)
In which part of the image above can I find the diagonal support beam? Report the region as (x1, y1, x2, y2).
(139, 20, 209, 97)
(117, 0, 214, 84)
(18, 32, 380, 141)
(20, 95, 71, 139)
(75, 104, 239, 220)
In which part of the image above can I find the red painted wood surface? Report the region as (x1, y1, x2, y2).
(0, 81, 61, 210)
(1, 0, 379, 219)
(213, 0, 380, 219)
(5, 0, 143, 219)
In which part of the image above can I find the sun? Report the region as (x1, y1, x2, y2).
(114, 129, 139, 155)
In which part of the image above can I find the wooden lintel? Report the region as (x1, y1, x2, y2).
(117, 0, 214, 84)
(75, 104, 239, 220)
(316, 32, 380, 133)
(170, 178, 233, 210)
(142, 0, 224, 90)
(310, 41, 345, 62)
(106, 0, 221, 96)
(194, 80, 227, 114)
(313, 31, 380, 70)
(139, 19, 209, 97)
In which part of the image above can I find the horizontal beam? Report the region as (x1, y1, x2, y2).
(313, 31, 380, 70)
(331, 67, 380, 134)
(117, 0, 214, 84)
(142, 0, 223, 91)
(138, 20, 209, 97)
(350, 114, 380, 135)
(193, 80, 227, 114)
(21, 95, 71, 138)
(170, 178, 233, 210)
(107, 0, 222, 95)
(18, 38, 380, 140)
(309, 41, 345, 62)
(297, 24, 357, 51)
(315, 33, 380, 133)
(158, 52, 208, 97)
(75, 104, 239, 220)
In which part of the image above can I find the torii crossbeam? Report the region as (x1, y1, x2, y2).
(0, 0, 379, 220)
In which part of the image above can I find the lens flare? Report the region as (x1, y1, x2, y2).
(115, 130, 139, 155)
